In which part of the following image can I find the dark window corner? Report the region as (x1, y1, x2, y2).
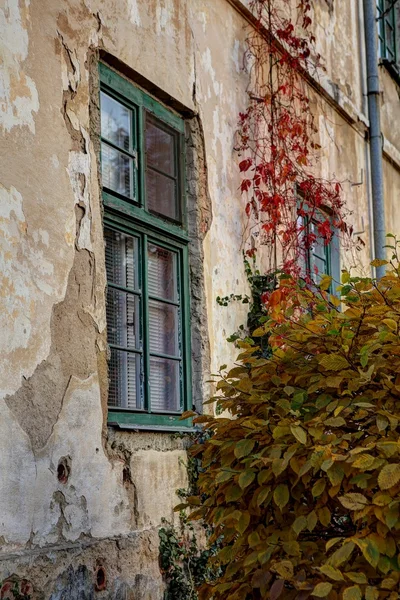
(379, 57, 400, 86)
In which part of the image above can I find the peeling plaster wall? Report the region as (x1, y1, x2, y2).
(312, 0, 400, 264)
(0, 0, 247, 596)
(1, 0, 400, 598)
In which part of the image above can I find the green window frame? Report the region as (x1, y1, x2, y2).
(377, 0, 397, 64)
(299, 212, 340, 295)
(99, 63, 192, 430)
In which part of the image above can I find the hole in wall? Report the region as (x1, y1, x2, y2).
(95, 566, 107, 592)
(122, 466, 131, 485)
(57, 456, 71, 484)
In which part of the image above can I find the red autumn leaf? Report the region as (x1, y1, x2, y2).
(317, 219, 332, 241)
(239, 158, 253, 172)
(241, 179, 252, 193)
(246, 248, 257, 258)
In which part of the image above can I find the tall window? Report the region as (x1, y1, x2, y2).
(298, 211, 340, 294)
(100, 63, 192, 430)
(377, 0, 397, 63)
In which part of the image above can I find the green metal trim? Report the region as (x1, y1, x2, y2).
(148, 294, 180, 307)
(104, 214, 188, 258)
(100, 63, 144, 107)
(179, 128, 187, 229)
(109, 343, 142, 355)
(150, 351, 181, 361)
(108, 282, 140, 296)
(181, 245, 193, 413)
(143, 96, 184, 133)
(139, 106, 146, 210)
(100, 136, 137, 161)
(103, 192, 189, 242)
(108, 411, 193, 428)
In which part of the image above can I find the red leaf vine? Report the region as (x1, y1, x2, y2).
(238, 0, 352, 279)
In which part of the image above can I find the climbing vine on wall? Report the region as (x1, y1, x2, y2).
(159, 433, 221, 600)
(238, 0, 351, 279)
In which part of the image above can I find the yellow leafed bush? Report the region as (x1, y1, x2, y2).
(182, 258, 400, 600)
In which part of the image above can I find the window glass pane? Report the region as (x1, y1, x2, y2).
(147, 243, 177, 301)
(146, 117, 175, 176)
(101, 92, 131, 152)
(385, 19, 395, 59)
(311, 254, 328, 283)
(102, 142, 134, 199)
(149, 357, 180, 412)
(146, 169, 178, 221)
(149, 300, 179, 356)
(108, 349, 143, 410)
(105, 228, 139, 291)
(107, 288, 141, 350)
(310, 221, 329, 282)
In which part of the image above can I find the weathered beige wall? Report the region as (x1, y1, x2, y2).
(312, 0, 400, 264)
(1, 0, 400, 597)
(0, 0, 249, 597)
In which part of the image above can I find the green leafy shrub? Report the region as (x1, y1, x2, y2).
(182, 254, 400, 600)
(159, 514, 219, 600)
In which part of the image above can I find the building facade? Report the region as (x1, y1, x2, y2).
(0, 0, 399, 597)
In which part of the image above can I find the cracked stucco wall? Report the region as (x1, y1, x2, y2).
(0, 0, 248, 597)
(1, 0, 400, 598)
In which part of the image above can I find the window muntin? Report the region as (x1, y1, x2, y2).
(99, 64, 191, 428)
